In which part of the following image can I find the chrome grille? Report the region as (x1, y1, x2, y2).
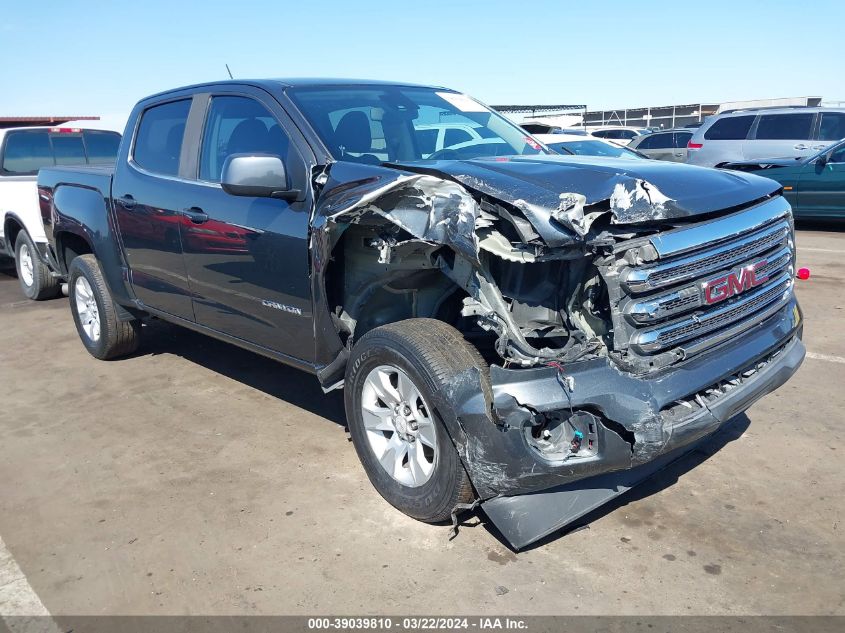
(624, 221, 789, 293)
(633, 274, 792, 353)
(624, 246, 793, 324)
(606, 196, 795, 365)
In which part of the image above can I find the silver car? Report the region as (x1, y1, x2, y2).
(628, 129, 693, 162)
(687, 106, 845, 167)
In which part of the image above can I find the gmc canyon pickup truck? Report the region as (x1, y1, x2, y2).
(38, 79, 805, 549)
(1, 126, 120, 299)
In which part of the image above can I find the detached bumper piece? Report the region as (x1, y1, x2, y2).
(483, 442, 692, 551)
(460, 302, 804, 550)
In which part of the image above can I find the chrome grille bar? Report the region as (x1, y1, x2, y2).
(624, 246, 793, 324)
(630, 273, 793, 354)
(624, 220, 790, 293)
(648, 195, 791, 259)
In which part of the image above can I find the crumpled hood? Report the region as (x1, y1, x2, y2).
(390, 155, 781, 245)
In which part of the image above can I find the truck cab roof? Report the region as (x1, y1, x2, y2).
(145, 78, 451, 102)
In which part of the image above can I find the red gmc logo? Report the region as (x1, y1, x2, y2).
(703, 261, 769, 305)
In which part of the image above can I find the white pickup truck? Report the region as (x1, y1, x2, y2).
(0, 126, 120, 299)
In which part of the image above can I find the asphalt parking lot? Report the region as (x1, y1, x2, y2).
(0, 227, 843, 617)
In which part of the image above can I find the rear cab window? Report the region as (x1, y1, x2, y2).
(753, 113, 814, 140)
(0, 129, 121, 176)
(132, 99, 192, 176)
(703, 115, 755, 141)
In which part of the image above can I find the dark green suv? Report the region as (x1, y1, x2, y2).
(724, 139, 845, 219)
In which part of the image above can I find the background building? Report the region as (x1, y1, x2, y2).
(509, 96, 826, 131)
(581, 96, 823, 129)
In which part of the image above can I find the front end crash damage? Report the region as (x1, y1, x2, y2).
(310, 158, 805, 549)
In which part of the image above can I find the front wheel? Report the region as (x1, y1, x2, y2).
(14, 232, 60, 300)
(68, 254, 140, 360)
(344, 319, 485, 522)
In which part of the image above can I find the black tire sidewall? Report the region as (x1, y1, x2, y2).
(68, 258, 110, 358)
(345, 337, 464, 522)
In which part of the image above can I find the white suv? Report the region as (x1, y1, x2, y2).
(0, 126, 120, 299)
(587, 126, 651, 146)
(687, 107, 845, 167)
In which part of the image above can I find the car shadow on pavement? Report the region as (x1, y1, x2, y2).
(137, 319, 348, 427)
(481, 413, 752, 552)
(132, 317, 753, 552)
(795, 219, 845, 231)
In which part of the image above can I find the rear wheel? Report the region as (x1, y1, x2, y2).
(14, 232, 60, 300)
(68, 254, 140, 359)
(345, 319, 485, 522)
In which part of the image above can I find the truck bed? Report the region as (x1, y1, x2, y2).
(38, 165, 114, 193)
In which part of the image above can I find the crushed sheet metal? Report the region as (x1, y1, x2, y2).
(390, 156, 781, 240)
(609, 179, 674, 224)
(316, 164, 481, 263)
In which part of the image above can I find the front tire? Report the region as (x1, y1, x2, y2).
(14, 232, 60, 300)
(345, 319, 485, 522)
(68, 254, 140, 360)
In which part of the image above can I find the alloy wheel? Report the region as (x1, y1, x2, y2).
(360, 364, 437, 487)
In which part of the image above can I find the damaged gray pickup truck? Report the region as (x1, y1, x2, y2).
(39, 80, 805, 549)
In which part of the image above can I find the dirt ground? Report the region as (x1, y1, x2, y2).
(0, 226, 842, 616)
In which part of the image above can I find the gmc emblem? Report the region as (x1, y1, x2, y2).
(703, 261, 769, 305)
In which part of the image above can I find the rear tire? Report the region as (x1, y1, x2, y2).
(68, 254, 140, 360)
(345, 319, 486, 523)
(14, 232, 60, 300)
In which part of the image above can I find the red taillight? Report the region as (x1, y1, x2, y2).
(688, 141, 703, 150)
(49, 127, 81, 133)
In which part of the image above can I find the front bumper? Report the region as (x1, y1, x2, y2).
(438, 298, 804, 549)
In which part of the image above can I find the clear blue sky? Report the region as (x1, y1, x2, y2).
(2, 0, 843, 130)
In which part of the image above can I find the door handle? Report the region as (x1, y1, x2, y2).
(674, 152, 684, 157)
(794, 144, 808, 150)
(117, 194, 136, 210)
(182, 207, 209, 224)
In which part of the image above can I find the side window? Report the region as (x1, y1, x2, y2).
(754, 113, 814, 140)
(635, 135, 656, 149)
(818, 113, 845, 141)
(648, 133, 673, 149)
(619, 130, 637, 140)
(199, 96, 290, 183)
(704, 115, 755, 140)
(830, 145, 845, 164)
(592, 130, 610, 138)
(0, 131, 53, 175)
(132, 99, 191, 177)
(674, 132, 692, 148)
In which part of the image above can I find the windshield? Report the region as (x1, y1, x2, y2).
(546, 140, 645, 160)
(807, 139, 843, 162)
(288, 86, 546, 163)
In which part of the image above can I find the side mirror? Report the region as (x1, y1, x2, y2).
(816, 153, 830, 168)
(221, 155, 300, 201)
